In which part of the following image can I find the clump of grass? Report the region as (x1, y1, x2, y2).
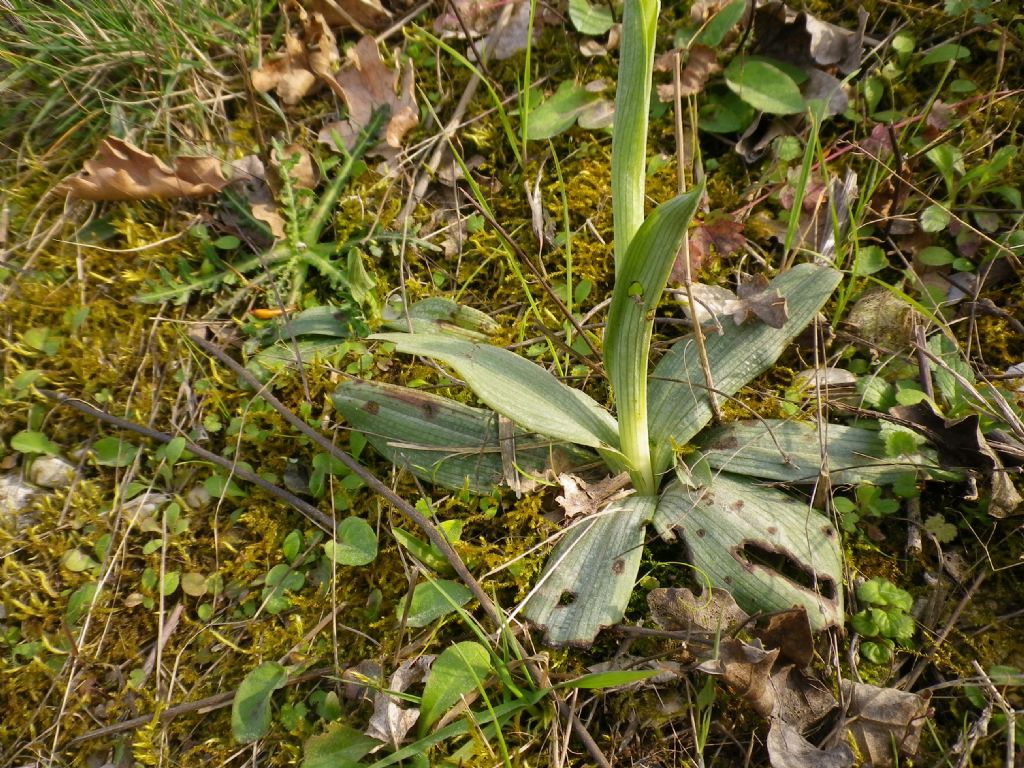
(0, 0, 266, 184)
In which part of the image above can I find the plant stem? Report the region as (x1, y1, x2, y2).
(611, 0, 659, 275)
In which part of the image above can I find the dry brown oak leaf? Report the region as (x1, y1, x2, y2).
(320, 35, 418, 151)
(58, 137, 230, 201)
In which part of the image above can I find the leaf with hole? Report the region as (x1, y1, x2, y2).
(653, 472, 843, 630)
(523, 495, 654, 645)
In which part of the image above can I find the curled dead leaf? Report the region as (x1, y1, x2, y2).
(58, 137, 229, 201)
(366, 656, 432, 748)
(251, 32, 321, 105)
(647, 586, 749, 633)
(555, 472, 632, 519)
(840, 681, 930, 766)
(226, 155, 286, 240)
(655, 44, 720, 102)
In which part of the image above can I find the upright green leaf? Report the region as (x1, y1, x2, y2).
(612, 0, 660, 272)
(606, 188, 704, 494)
(371, 333, 621, 455)
(523, 495, 654, 646)
(648, 264, 840, 474)
(232, 661, 288, 743)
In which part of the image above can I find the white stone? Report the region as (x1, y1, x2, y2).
(28, 456, 77, 489)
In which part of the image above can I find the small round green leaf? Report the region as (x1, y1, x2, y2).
(92, 436, 140, 467)
(724, 57, 806, 115)
(917, 246, 954, 266)
(323, 517, 377, 566)
(302, 722, 380, 768)
(181, 572, 208, 597)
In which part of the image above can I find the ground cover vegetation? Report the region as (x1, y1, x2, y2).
(1, 0, 1023, 765)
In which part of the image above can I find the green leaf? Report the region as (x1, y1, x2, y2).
(920, 43, 971, 66)
(724, 57, 805, 115)
(696, 420, 941, 485)
(611, 0, 659, 268)
(653, 473, 844, 630)
(159, 570, 180, 596)
(302, 723, 381, 768)
(403, 579, 473, 628)
(605, 187, 705, 493)
(693, 0, 747, 47)
(66, 582, 98, 626)
(10, 430, 60, 456)
(920, 204, 951, 232)
(648, 264, 841, 474)
(181, 572, 208, 597)
(523, 495, 654, 646)
(370, 333, 620, 454)
(324, 517, 378, 566)
(917, 246, 954, 266)
(92, 436, 139, 467)
(232, 661, 288, 743)
(333, 379, 586, 494)
(860, 639, 894, 664)
(282, 530, 303, 562)
(699, 87, 757, 133)
(853, 245, 889, 275)
(61, 549, 97, 573)
(924, 513, 958, 544)
(568, 0, 614, 35)
(526, 81, 603, 141)
(562, 669, 662, 689)
(419, 641, 493, 732)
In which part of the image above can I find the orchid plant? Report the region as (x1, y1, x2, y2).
(327, 0, 913, 644)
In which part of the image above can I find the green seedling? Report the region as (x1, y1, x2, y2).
(850, 577, 916, 665)
(140, 113, 388, 319)
(833, 483, 901, 534)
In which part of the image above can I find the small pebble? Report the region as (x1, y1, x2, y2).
(28, 456, 77, 490)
